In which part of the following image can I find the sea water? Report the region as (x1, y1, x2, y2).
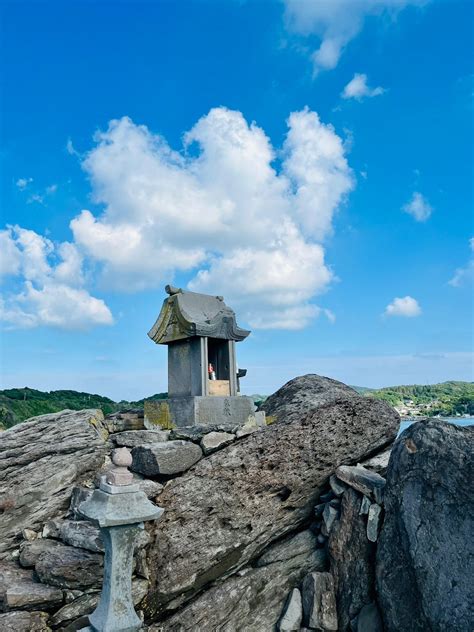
(398, 416, 474, 435)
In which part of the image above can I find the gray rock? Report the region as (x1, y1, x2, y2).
(359, 496, 371, 516)
(18, 539, 63, 568)
(329, 488, 376, 631)
(112, 430, 170, 448)
(144, 384, 398, 618)
(314, 503, 325, 517)
(322, 504, 339, 534)
(256, 530, 325, 568)
(104, 409, 145, 433)
(35, 544, 103, 589)
(169, 423, 247, 442)
(21, 528, 38, 541)
(137, 478, 164, 499)
(356, 602, 383, 632)
(376, 420, 474, 632)
(277, 588, 302, 631)
(200, 431, 235, 455)
(153, 529, 326, 631)
(0, 610, 51, 631)
(329, 474, 347, 497)
(0, 562, 63, 612)
(301, 572, 338, 631)
(42, 520, 63, 539)
(366, 504, 382, 543)
(335, 465, 385, 501)
(260, 374, 361, 424)
(131, 441, 203, 477)
(235, 418, 260, 438)
(0, 409, 108, 559)
(59, 521, 104, 553)
(360, 446, 392, 475)
(319, 491, 335, 503)
(69, 488, 94, 521)
(317, 534, 327, 545)
(49, 578, 148, 626)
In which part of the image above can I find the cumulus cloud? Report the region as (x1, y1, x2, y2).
(449, 237, 474, 287)
(0, 226, 113, 330)
(71, 107, 353, 328)
(402, 191, 433, 222)
(385, 296, 422, 317)
(342, 73, 385, 100)
(283, 0, 429, 75)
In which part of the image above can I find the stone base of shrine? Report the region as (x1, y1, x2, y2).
(144, 395, 257, 429)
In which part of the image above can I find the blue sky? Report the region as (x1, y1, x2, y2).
(1, 0, 473, 399)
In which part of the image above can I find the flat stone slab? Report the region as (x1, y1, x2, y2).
(366, 503, 382, 542)
(278, 587, 302, 631)
(200, 432, 235, 455)
(59, 520, 104, 553)
(335, 465, 385, 501)
(19, 539, 63, 569)
(301, 571, 338, 631)
(0, 561, 63, 612)
(112, 430, 170, 448)
(0, 610, 51, 631)
(35, 544, 103, 590)
(131, 441, 203, 477)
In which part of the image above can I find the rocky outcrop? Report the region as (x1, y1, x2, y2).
(145, 389, 398, 618)
(0, 409, 109, 559)
(151, 530, 326, 631)
(260, 374, 360, 424)
(376, 420, 474, 632)
(329, 488, 376, 630)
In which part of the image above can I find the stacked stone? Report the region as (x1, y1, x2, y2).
(277, 464, 386, 632)
(0, 407, 267, 631)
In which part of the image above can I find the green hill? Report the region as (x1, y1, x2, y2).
(363, 381, 474, 416)
(1, 380, 473, 430)
(0, 388, 167, 430)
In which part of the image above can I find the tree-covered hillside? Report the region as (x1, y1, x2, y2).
(364, 381, 474, 417)
(1, 380, 473, 429)
(0, 388, 167, 430)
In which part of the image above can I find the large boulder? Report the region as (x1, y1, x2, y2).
(0, 409, 109, 559)
(260, 374, 360, 424)
(144, 382, 398, 619)
(376, 420, 474, 632)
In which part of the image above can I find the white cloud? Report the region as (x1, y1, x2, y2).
(16, 177, 33, 190)
(46, 184, 58, 195)
(449, 237, 474, 287)
(0, 226, 113, 330)
(402, 191, 433, 222)
(342, 73, 385, 100)
(0, 282, 113, 330)
(0, 229, 22, 277)
(283, 0, 429, 75)
(71, 107, 353, 328)
(385, 296, 422, 317)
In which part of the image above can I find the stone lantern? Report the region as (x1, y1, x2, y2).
(146, 285, 257, 428)
(80, 448, 163, 632)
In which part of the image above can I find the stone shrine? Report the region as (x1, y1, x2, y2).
(145, 285, 258, 428)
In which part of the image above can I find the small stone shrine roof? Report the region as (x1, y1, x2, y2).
(148, 285, 251, 344)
